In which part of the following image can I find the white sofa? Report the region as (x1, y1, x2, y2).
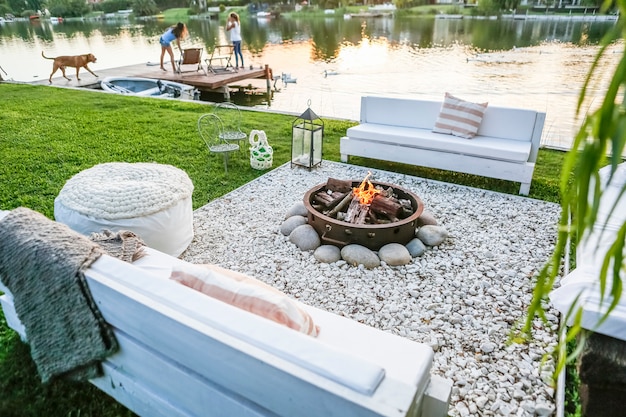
(0, 241, 452, 417)
(549, 163, 626, 341)
(340, 96, 546, 195)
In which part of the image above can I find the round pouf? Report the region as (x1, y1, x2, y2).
(54, 162, 194, 257)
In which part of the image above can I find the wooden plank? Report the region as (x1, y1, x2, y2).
(96, 332, 275, 417)
(135, 67, 269, 90)
(91, 362, 194, 417)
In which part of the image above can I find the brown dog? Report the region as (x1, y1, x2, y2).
(41, 51, 98, 83)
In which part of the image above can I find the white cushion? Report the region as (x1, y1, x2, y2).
(346, 123, 532, 162)
(550, 265, 626, 341)
(54, 162, 194, 257)
(432, 93, 488, 139)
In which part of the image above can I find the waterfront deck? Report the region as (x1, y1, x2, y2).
(32, 61, 273, 99)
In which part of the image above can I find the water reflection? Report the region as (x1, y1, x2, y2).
(0, 16, 620, 149)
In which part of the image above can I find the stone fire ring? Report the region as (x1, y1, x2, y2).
(281, 183, 449, 268)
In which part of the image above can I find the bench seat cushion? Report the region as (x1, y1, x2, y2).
(346, 123, 532, 163)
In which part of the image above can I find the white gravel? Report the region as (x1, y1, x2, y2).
(182, 161, 561, 417)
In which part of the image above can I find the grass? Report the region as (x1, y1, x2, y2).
(0, 82, 566, 416)
(162, 8, 190, 21)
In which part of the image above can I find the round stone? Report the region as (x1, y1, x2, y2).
(280, 215, 307, 236)
(378, 243, 412, 266)
(340, 244, 381, 269)
(417, 210, 438, 226)
(314, 245, 342, 263)
(416, 225, 449, 246)
(289, 224, 321, 251)
(406, 238, 427, 257)
(284, 201, 309, 219)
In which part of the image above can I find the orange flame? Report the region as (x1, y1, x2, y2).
(353, 171, 381, 205)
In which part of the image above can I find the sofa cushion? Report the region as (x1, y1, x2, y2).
(346, 123, 532, 163)
(432, 93, 488, 139)
(361, 96, 443, 129)
(171, 262, 320, 336)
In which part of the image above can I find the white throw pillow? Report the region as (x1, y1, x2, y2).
(432, 92, 488, 138)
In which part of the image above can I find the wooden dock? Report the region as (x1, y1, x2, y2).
(32, 61, 274, 99)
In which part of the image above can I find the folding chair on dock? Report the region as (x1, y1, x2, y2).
(177, 48, 207, 75)
(205, 45, 234, 73)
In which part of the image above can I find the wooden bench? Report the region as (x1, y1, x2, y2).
(0, 215, 452, 417)
(340, 96, 546, 195)
(205, 45, 234, 73)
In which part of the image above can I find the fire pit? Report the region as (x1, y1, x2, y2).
(303, 174, 424, 251)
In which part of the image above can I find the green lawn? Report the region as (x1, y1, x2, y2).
(0, 82, 566, 416)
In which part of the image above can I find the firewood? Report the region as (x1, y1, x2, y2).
(326, 178, 353, 193)
(314, 190, 345, 207)
(327, 192, 353, 218)
(314, 191, 333, 206)
(355, 207, 369, 224)
(345, 196, 369, 223)
(370, 195, 402, 218)
(327, 191, 350, 210)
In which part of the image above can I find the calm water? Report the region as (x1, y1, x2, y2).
(0, 15, 622, 149)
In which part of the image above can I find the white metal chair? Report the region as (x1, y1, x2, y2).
(204, 45, 234, 73)
(197, 114, 239, 173)
(212, 102, 247, 152)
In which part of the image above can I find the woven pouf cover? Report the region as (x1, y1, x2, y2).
(54, 162, 194, 257)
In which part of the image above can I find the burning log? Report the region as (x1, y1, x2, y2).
(345, 196, 369, 224)
(370, 195, 401, 222)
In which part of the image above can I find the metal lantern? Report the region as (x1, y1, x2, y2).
(291, 101, 324, 170)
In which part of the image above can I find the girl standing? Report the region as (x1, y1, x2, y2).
(226, 13, 244, 69)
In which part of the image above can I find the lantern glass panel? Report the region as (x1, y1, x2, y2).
(291, 123, 309, 167)
(311, 126, 323, 166)
(291, 122, 323, 168)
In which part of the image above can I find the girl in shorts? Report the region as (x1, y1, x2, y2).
(159, 22, 188, 72)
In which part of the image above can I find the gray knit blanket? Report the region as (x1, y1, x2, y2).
(0, 207, 144, 383)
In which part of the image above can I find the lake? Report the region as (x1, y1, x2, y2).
(0, 14, 622, 149)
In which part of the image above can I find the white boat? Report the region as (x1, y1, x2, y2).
(100, 77, 198, 100)
(256, 11, 276, 18)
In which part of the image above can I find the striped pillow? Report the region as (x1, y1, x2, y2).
(432, 93, 488, 139)
(171, 263, 320, 337)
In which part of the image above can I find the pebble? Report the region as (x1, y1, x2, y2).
(416, 225, 449, 246)
(280, 215, 307, 236)
(182, 161, 562, 417)
(284, 201, 309, 219)
(378, 243, 412, 266)
(313, 245, 341, 263)
(289, 224, 321, 251)
(417, 210, 438, 226)
(341, 244, 381, 269)
(406, 238, 427, 257)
